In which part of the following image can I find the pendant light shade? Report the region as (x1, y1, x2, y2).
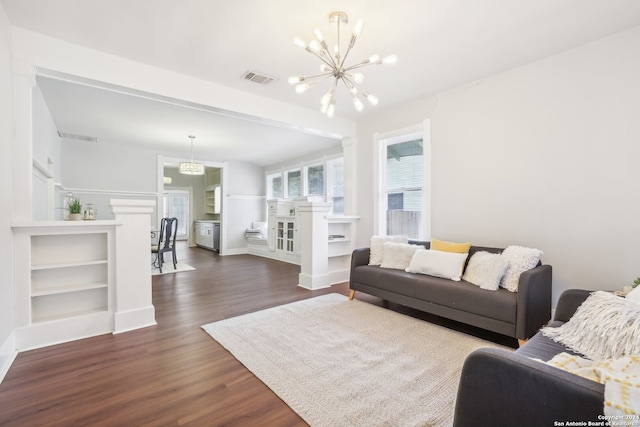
(179, 135, 205, 175)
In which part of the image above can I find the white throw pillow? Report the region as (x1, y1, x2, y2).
(626, 286, 640, 305)
(542, 291, 640, 360)
(369, 235, 409, 265)
(405, 249, 468, 281)
(499, 245, 543, 292)
(379, 242, 419, 270)
(462, 251, 510, 291)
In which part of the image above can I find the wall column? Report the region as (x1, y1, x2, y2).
(11, 60, 35, 221)
(342, 137, 357, 216)
(297, 201, 332, 290)
(111, 199, 157, 333)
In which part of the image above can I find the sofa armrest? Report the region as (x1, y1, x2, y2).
(554, 289, 592, 323)
(350, 247, 370, 269)
(516, 264, 552, 340)
(453, 348, 604, 427)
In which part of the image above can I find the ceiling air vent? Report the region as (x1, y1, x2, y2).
(242, 70, 276, 86)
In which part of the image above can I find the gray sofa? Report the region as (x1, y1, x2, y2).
(349, 241, 552, 341)
(454, 289, 603, 427)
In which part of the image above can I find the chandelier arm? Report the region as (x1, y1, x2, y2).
(308, 73, 336, 89)
(295, 72, 335, 83)
(341, 75, 360, 95)
(344, 61, 379, 72)
(340, 34, 359, 69)
(308, 48, 338, 69)
(341, 76, 366, 112)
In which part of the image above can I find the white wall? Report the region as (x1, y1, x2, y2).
(60, 138, 157, 220)
(0, 1, 16, 380)
(355, 25, 640, 305)
(225, 161, 264, 253)
(61, 138, 264, 254)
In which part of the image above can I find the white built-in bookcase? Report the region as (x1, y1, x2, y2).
(12, 221, 119, 350)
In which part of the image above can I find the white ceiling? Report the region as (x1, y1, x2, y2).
(3, 0, 640, 166)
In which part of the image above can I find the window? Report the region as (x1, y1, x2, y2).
(267, 173, 282, 199)
(387, 193, 404, 210)
(265, 155, 345, 214)
(382, 136, 424, 239)
(306, 164, 324, 196)
(287, 169, 301, 198)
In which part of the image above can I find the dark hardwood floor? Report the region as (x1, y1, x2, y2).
(0, 242, 515, 426)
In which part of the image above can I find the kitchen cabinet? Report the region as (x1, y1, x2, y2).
(195, 220, 220, 251)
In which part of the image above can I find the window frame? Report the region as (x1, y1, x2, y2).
(265, 153, 344, 214)
(374, 122, 431, 239)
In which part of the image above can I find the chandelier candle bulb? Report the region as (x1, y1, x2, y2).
(313, 28, 324, 43)
(294, 37, 306, 49)
(353, 19, 363, 37)
(383, 55, 399, 65)
(308, 40, 321, 53)
(295, 81, 315, 94)
(368, 54, 381, 64)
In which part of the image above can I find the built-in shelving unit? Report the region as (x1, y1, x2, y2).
(205, 168, 221, 215)
(327, 215, 359, 284)
(12, 221, 120, 350)
(30, 232, 109, 323)
(263, 199, 300, 265)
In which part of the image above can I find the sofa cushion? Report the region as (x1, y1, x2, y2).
(431, 238, 472, 254)
(414, 277, 517, 323)
(541, 291, 640, 360)
(462, 251, 510, 291)
(380, 242, 419, 270)
(516, 322, 583, 362)
(405, 249, 468, 281)
(500, 245, 543, 292)
(369, 235, 409, 265)
(352, 265, 418, 297)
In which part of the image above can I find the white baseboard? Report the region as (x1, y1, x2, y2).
(16, 311, 113, 351)
(298, 272, 331, 290)
(222, 248, 249, 256)
(114, 306, 157, 334)
(0, 332, 17, 384)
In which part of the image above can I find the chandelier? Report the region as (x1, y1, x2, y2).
(289, 11, 397, 118)
(179, 135, 205, 175)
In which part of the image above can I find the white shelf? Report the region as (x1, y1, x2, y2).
(328, 252, 351, 258)
(31, 259, 108, 271)
(32, 282, 108, 297)
(32, 307, 108, 324)
(328, 238, 351, 243)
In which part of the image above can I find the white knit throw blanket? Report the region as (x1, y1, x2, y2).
(547, 353, 640, 424)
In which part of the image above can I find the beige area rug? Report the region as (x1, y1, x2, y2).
(202, 293, 510, 427)
(151, 262, 195, 276)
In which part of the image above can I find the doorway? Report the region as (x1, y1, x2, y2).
(163, 189, 190, 241)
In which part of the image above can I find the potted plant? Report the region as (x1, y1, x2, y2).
(67, 198, 82, 221)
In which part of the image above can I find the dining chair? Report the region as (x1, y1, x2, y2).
(151, 217, 178, 273)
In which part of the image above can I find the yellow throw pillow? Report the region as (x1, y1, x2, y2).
(431, 238, 471, 254)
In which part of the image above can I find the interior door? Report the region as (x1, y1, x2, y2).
(163, 190, 189, 241)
